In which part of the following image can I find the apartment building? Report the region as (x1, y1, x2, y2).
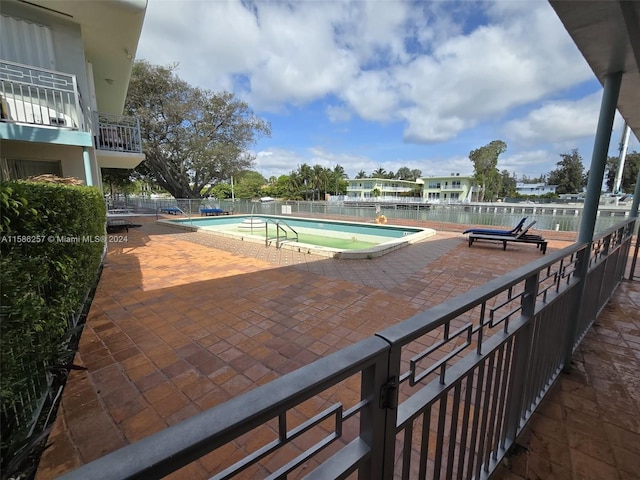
(421, 174, 474, 202)
(515, 182, 558, 196)
(346, 178, 418, 201)
(0, 0, 147, 188)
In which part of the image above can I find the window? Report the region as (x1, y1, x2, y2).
(428, 182, 441, 189)
(0, 158, 62, 180)
(0, 15, 56, 69)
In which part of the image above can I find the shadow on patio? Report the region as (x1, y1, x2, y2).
(35, 217, 638, 479)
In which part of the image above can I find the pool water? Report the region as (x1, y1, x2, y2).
(263, 227, 377, 250)
(160, 215, 435, 259)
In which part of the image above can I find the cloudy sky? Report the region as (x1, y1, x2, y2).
(136, 0, 639, 181)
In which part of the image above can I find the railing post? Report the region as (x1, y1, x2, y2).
(562, 245, 590, 369)
(359, 348, 394, 480)
(502, 272, 539, 445)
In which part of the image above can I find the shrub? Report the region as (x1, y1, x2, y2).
(0, 181, 105, 475)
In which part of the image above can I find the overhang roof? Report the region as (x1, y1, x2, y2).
(549, 0, 640, 141)
(17, 0, 147, 115)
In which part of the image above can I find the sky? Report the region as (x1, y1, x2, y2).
(135, 0, 639, 182)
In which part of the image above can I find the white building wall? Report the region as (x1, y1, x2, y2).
(1, 2, 91, 112)
(0, 141, 101, 188)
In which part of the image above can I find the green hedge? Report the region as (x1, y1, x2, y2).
(0, 181, 105, 435)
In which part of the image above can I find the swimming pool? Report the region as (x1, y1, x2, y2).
(160, 215, 436, 259)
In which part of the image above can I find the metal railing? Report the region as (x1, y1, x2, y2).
(95, 112, 142, 153)
(116, 197, 630, 233)
(0, 60, 85, 130)
(59, 219, 635, 480)
(265, 219, 298, 248)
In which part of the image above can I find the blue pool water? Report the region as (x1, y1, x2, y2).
(161, 215, 435, 259)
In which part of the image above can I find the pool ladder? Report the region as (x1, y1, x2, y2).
(265, 219, 298, 248)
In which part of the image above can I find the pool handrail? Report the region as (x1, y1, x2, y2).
(265, 218, 299, 247)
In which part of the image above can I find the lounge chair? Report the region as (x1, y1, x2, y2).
(200, 207, 230, 216)
(467, 220, 547, 254)
(462, 217, 527, 236)
(160, 207, 182, 215)
(107, 219, 142, 233)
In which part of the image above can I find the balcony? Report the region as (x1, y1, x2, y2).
(95, 113, 142, 154)
(0, 60, 87, 131)
(0, 60, 144, 168)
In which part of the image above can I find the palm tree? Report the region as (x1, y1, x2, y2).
(312, 165, 330, 200)
(372, 167, 387, 178)
(332, 164, 348, 194)
(287, 171, 302, 198)
(298, 163, 313, 200)
(355, 170, 367, 179)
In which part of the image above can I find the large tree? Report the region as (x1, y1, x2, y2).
(605, 151, 640, 193)
(394, 167, 422, 181)
(548, 149, 585, 195)
(469, 140, 507, 201)
(234, 171, 267, 199)
(101, 168, 136, 200)
(499, 170, 517, 198)
(125, 61, 271, 199)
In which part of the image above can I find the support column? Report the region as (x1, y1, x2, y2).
(82, 147, 93, 187)
(564, 72, 622, 370)
(578, 72, 623, 243)
(631, 168, 640, 217)
(628, 169, 640, 279)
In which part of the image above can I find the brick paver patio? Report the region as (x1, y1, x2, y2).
(35, 217, 638, 479)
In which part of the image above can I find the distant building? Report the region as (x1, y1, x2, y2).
(515, 183, 558, 196)
(345, 174, 476, 203)
(0, 1, 146, 187)
(346, 178, 418, 201)
(421, 174, 474, 203)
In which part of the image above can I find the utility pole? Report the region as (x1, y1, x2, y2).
(613, 123, 631, 194)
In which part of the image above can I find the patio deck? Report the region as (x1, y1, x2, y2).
(35, 217, 639, 479)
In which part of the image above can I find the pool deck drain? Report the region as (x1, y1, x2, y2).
(36, 217, 638, 479)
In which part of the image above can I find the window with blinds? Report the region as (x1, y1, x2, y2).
(0, 14, 56, 70)
(0, 158, 62, 180)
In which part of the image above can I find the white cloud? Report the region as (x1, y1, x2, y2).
(137, 0, 600, 176)
(253, 145, 478, 180)
(504, 93, 602, 143)
(498, 150, 555, 177)
(139, 0, 592, 135)
(341, 70, 400, 122)
(326, 104, 352, 123)
(252, 148, 308, 177)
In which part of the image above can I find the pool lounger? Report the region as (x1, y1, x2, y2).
(107, 219, 142, 233)
(200, 208, 230, 216)
(160, 207, 182, 215)
(462, 217, 527, 236)
(467, 221, 547, 254)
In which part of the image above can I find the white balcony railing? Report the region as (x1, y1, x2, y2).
(96, 112, 142, 154)
(1, 60, 143, 154)
(0, 60, 86, 130)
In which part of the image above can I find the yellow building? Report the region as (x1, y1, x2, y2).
(346, 178, 419, 202)
(421, 174, 475, 203)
